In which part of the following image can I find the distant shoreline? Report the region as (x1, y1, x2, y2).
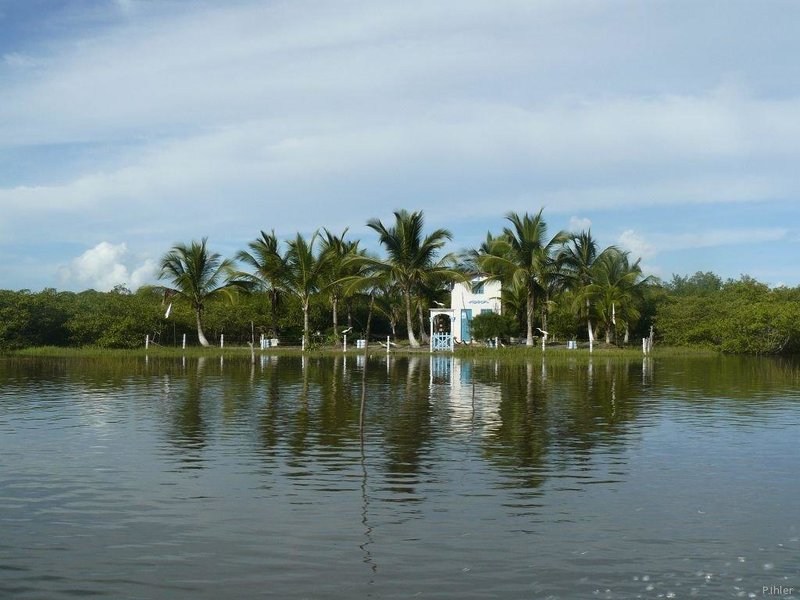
(4, 344, 719, 361)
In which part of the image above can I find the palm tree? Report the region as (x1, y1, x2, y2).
(284, 231, 329, 349)
(559, 230, 612, 346)
(366, 210, 463, 347)
(374, 283, 404, 338)
(478, 210, 568, 346)
(588, 249, 653, 344)
(459, 231, 507, 274)
(235, 230, 289, 337)
(320, 228, 363, 344)
(158, 238, 242, 347)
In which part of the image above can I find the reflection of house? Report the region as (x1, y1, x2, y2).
(450, 277, 502, 342)
(429, 356, 502, 432)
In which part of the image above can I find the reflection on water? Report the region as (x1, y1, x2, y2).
(0, 353, 798, 599)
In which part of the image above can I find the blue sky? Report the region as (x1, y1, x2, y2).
(1, 0, 798, 291)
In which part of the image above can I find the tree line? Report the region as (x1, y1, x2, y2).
(1, 209, 798, 354)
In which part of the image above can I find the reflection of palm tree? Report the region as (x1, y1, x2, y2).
(382, 356, 432, 480)
(158, 238, 243, 347)
(366, 210, 462, 348)
(169, 359, 207, 467)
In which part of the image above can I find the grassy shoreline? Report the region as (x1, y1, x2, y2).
(5, 344, 718, 360)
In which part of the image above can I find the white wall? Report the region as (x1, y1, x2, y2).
(450, 277, 502, 342)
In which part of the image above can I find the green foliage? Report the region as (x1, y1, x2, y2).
(469, 312, 515, 341)
(657, 276, 800, 354)
(65, 288, 162, 348)
(1, 209, 797, 356)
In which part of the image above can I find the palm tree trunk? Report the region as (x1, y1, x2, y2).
(303, 299, 310, 350)
(405, 290, 419, 347)
(624, 325, 630, 344)
(365, 293, 375, 342)
(270, 291, 279, 337)
(542, 294, 549, 333)
(196, 309, 210, 347)
(332, 296, 339, 346)
(605, 326, 611, 344)
(417, 304, 429, 343)
(526, 287, 534, 346)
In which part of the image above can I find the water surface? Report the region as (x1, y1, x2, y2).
(1, 354, 798, 599)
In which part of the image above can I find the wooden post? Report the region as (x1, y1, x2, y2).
(145, 334, 149, 349)
(343, 333, 348, 353)
(182, 333, 186, 349)
(386, 335, 390, 354)
(220, 334, 224, 349)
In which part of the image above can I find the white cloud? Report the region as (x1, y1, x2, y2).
(58, 242, 156, 291)
(1, 0, 799, 287)
(617, 226, 789, 260)
(3, 53, 45, 69)
(568, 216, 592, 232)
(667, 228, 789, 250)
(618, 229, 657, 260)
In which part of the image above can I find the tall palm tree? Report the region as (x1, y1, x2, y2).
(374, 283, 404, 338)
(158, 238, 242, 347)
(588, 249, 653, 344)
(366, 210, 463, 347)
(559, 230, 612, 346)
(320, 228, 363, 343)
(478, 210, 568, 346)
(284, 231, 329, 349)
(235, 230, 289, 337)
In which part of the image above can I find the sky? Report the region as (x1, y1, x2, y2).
(1, 0, 799, 291)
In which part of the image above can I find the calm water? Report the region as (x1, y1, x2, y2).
(1, 354, 798, 599)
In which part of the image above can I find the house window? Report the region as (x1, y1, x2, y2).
(472, 281, 485, 294)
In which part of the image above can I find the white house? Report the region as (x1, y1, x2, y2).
(451, 277, 502, 343)
(428, 277, 502, 350)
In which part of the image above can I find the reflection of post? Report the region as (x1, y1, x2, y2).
(526, 361, 534, 403)
(611, 372, 616, 417)
(359, 370, 376, 576)
(359, 345, 369, 437)
(641, 356, 653, 383)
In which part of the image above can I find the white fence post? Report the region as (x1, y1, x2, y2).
(182, 333, 186, 349)
(145, 334, 149, 349)
(220, 334, 224, 349)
